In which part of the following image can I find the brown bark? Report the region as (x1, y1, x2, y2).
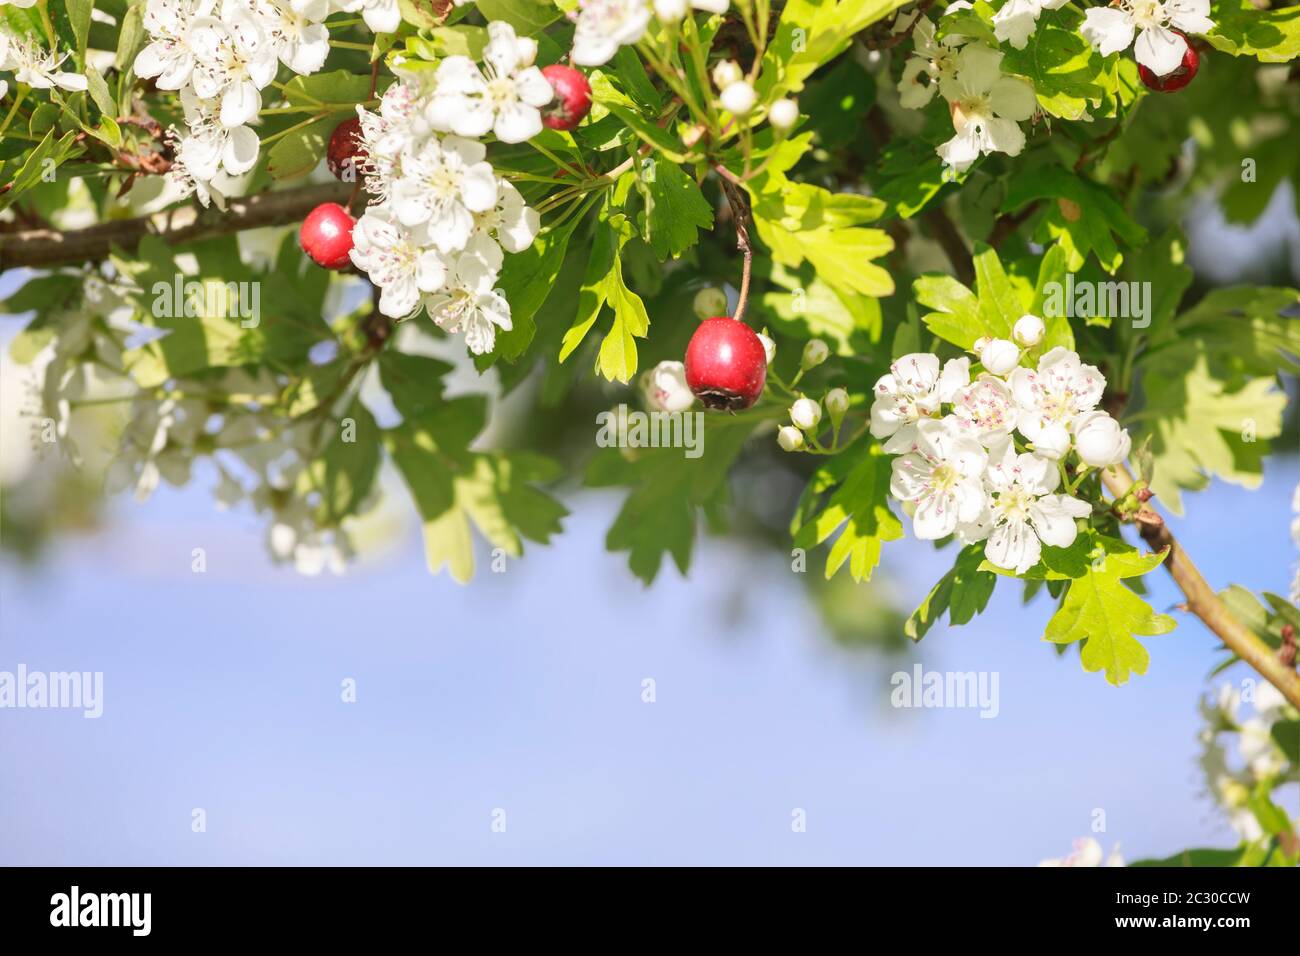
(0, 182, 352, 271)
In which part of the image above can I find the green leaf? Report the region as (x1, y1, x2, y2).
(590, 74, 687, 161)
(52, 0, 93, 63)
(1130, 847, 1248, 867)
(757, 0, 912, 101)
(590, 415, 758, 584)
(479, 210, 585, 368)
(1001, 166, 1148, 274)
(1001, 8, 1116, 121)
(283, 70, 373, 107)
(113, 235, 332, 387)
(1133, 352, 1289, 514)
(791, 440, 903, 583)
(397, 0, 456, 29)
(1270, 720, 1300, 766)
(85, 66, 116, 119)
(296, 400, 380, 524)
(1044, 538, 1176, 686)
(1029, 243, 1075, 351)
(640, 159, 713, 260)
(0, 130, 82, 212)
(115, 1, 146, 73)
(1207, 0, 1300, 63)
(875, 140, 949, 219)
(913, 274, 984, 349)
(972, 243, 1020, 339)
(558, 213, 650, 383)
(746, 150, 894, 298)
(388, 415, 567, 583)
(905, 544, 997, 640)
(475, 0, 562, 34)
(758, 261, 882, 353)
(266, 116, 338, 180)
(378, 351, 457, 420)
(598, 251, 649, 383)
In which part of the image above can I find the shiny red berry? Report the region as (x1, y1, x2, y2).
(1138, 32, 1199, 92)
(540, 64, 592, 131)
(326, 117, 367, 180)
(300, 203, 355, 270)
(684, 316, 767, 411)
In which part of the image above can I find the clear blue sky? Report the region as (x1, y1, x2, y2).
(1, 446, 1295, 865)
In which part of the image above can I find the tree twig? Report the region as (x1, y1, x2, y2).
(924, 206, 974, 287)
(715, 166, 754, 323)
(1101, 464, 1300, 709)
(988, 201, 1039, 248)
(0, 182, 353, 271)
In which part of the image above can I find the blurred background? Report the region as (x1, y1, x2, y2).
(2, 165, 1299, 870)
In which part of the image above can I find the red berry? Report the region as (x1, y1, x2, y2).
(1138, 32, 1199, 92)
(300, 203, 355, 270)
(540, 64, 592, 131)
(684, 316, 767, 411)
(326, 117, 367, 181)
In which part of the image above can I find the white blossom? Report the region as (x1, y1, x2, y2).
(422, 236, 513, 355)
(390, 134, 499, 248)
(1039, 838, 1124, 867)
(1081, 0, 1213, 77)
(641, 360, 695, 412)
(571, 0, 652, 67)
(973, 443, 1091, 574)
(777, 425, 804, 452)
(719, 80, 756, 115)
(188, 7, 278, 128)
(134, 0, 214, 90)
(870, 354, 969, 453)
(349, 207, 450, 318)
(992, 0, 1069, 50)
(334, 0, 402, 35)
(426, 21, 553, 144)
(0, 28, 89, 92)
(1013, 313, 1045, 347)
(801, 338, 830, 369)
(1072, 410, 1131, 468)
(896, 15, 964, 110)
(768, 97, 799, 130)
(252, 0, 330, 75)
(1009, 346, 1106, 461)
(977, 336, 1021, 375)
(936, 44, 1036, 173)
(473, 179, 540, 255)
(889, 417, 989, 540)
(950, 375, 1018, 447)
(790, 397, 822, 431)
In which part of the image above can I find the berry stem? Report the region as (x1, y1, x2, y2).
(715, 166, 753, 324)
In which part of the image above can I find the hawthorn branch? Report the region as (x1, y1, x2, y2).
(0, 182, 353, 271)
(1101, 464, 1300, 709)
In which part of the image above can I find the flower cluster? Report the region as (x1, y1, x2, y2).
(107, 374, 363, 576)
(134, 0, 332, 207)
(895, 19, 1036, 174)
(1197, 682, 1295, 844)
(349, 21, 548, 355)
(870, 326, 1133, 576)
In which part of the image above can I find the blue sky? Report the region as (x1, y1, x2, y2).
(1, 446, 1295, 865)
